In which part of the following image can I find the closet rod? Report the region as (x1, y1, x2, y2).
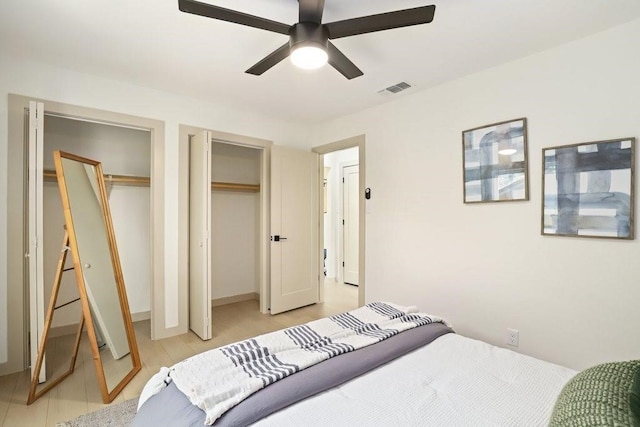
(44, 169, 260, 192)
(43, 169, 150, 187)
(212, 182, 260, 193)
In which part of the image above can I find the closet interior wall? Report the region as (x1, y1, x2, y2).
(42, 115, 152, 333)
(210, 141, 261, 304)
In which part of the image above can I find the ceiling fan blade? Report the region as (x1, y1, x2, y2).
(299, 0, 325, 24)
(178, 0, 290, 35)
(325, 5, 436, 39)
(327, 42, 363, 80)
(245, 43, 291, 76)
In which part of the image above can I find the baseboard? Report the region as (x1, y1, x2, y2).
(211, 292, 259, 307)
(49, 323, 80, 339)
(131, 310, 151, 322)
(49, 310, 151, 338)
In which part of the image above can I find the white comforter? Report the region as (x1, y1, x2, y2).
(139, 302, 447, 425)
(254, 333, 576, 426)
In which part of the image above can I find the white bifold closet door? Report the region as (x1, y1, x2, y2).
(189, 131, 212, 340)
(28, 101, 46, 382)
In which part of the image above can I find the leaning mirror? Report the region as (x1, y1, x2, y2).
(28, 150, 141, 404)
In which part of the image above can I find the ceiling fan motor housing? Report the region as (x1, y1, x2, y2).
(289, 22, 329, 51)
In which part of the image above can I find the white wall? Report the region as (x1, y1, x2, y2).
(309, 19, 640, 370)
(3, 18, 640, 371)
(0, 52, 307, 365)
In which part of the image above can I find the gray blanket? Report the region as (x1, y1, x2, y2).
(133, 322, 452, 426)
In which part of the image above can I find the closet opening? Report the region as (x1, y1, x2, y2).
(4, 94, 165, 377)
(185, 127, 270, 341)
(41, 114, 153, 345)
(210, 140, 262, 309)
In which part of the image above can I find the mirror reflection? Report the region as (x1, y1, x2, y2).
(28, 151, 140, 404)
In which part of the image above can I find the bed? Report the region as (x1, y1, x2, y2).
(133, 303, 640, 426)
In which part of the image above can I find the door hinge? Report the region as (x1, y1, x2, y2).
(342, 177, 345, 183)
(342, 261, 345, 267)
(342, 219, 345, 225)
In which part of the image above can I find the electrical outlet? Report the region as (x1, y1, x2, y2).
(507, 328, 519, 347)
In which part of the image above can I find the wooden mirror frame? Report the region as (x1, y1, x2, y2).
(27, 151, 141, 404)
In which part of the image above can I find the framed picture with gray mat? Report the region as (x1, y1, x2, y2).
(462, 117, 529, 203)
(542, 137, 635, 239)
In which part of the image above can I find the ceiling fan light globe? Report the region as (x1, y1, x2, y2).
(291, 45, 328, 70)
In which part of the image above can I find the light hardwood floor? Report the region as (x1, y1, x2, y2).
(0, 281, 358, 427)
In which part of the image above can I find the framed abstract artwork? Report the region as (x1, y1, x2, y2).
(462, 118, 529, 203)
(542, 137, 635, 239)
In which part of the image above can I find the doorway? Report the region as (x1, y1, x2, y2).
(323, 149, 359, 286)
(187, 133, 266, 340)
(183, 125, 322, 334)
(313, 135, 365, 307)
(210, 141, 263, 309)
(181, 126, 271, 341)
(41, 114, 152, 328)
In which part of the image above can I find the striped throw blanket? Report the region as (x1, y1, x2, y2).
(148, 302, 446, 425)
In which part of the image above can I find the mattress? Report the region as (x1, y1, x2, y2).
(255, 333, 576, 426)
(135, 331, 576, 426)
(134, 318, 453, 426)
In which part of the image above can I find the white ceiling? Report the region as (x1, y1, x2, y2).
(3, 0, 640, 124)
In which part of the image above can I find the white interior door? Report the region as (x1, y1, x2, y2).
(189, 131, 212, 340)
(270, 145, 319, 314)
(28, 101, 46, 382)
(342, 164, 359, 286)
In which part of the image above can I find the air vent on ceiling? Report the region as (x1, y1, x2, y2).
(377, 81, 413, 96)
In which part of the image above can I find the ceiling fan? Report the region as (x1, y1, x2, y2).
(178, 0, 436, 79)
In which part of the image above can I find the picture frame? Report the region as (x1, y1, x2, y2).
(462, 118, 529, 203)
(542, 137, 635, 239)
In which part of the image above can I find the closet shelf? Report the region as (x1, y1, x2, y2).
(43, 169, 150, 186)
(212, 182, 260, 193)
